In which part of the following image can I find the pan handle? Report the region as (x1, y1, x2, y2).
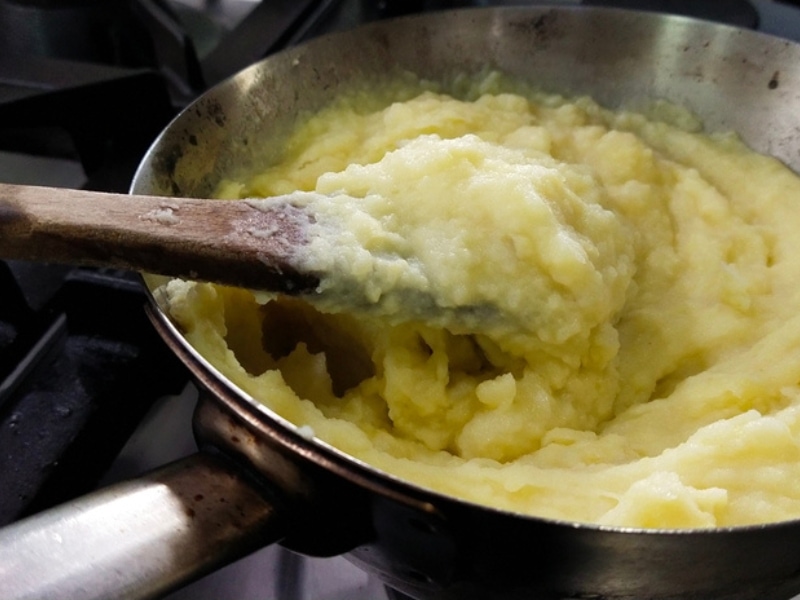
(0, 452, 287, 600)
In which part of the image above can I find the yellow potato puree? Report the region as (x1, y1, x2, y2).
(160, 72, 800, 528)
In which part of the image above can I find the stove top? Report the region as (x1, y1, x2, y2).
(2, 1, 800, 599)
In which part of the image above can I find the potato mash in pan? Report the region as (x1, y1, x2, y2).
(160, 72, 800, 529)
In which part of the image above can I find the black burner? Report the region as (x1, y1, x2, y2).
(0, 264, 188, 525)
(0, 0, 158, 65)
(0, 0, 346, 183)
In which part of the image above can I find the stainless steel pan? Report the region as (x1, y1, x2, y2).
(3, 7, 800, 600)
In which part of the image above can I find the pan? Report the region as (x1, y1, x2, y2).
(3, 6, 800, 600)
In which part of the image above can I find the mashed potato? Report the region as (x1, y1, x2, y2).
(160, 72, 800, 528)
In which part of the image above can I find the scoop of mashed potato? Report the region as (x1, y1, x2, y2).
(160, 72, 800, 528)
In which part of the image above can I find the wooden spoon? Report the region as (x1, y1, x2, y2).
(0, 182, 506, 333)
(0, 182, 321, 294)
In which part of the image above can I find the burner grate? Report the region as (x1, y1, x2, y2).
(0, 264, 188, 525)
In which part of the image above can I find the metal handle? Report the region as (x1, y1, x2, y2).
(0, 452, 287, 600)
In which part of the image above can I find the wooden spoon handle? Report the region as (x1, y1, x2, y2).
(0, 183, 320, 293)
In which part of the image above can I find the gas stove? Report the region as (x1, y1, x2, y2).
(2, 1, 800, 599)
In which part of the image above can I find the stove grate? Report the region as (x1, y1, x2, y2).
(0, 264, 188, 525)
